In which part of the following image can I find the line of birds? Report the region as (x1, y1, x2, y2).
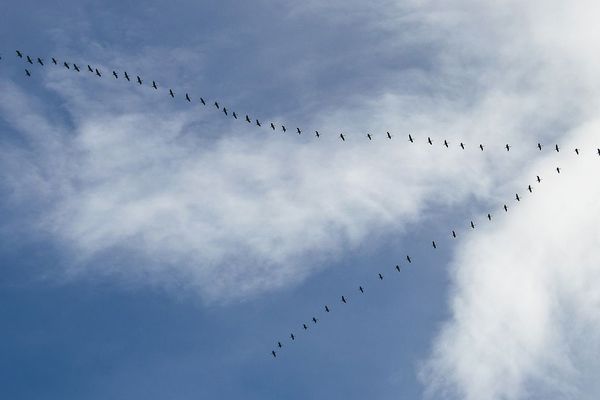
(270, 164, 569, 358)
(13, 50, 600, 156)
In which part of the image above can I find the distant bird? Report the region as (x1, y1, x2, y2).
(452, 230, 456, 238)
(278, 341, 282, 348)
(270, 123, 275, 130)
(25, 69, 31, 77)
(432, 240, 437, 249)
(575, 148, 580, 155)
(395, 265, 401, 272)
(223, 108, 228, 115)
(359, 286, 364, 293)
(408, 134, 414, 143)
(63, 62, 70, 69)
(340, 133, 345, 141)
(232, 112, 238, 119)
(290, 333, 295, 340)
(487, 213, 492, 221)
(428, 137, 433, 145)
(185, 93, 191, 102)
(460, 142, 465, 150)
(325, 305, 330, 312)
(516, 193, 520, 201)
(556, 167, 561, 173)
(406, 255, 412, 263)
(555, 144, 560, 152)
(88, 65, 93, 72)
(272, 350, 276, 358)
(297, 127, 301, 135)
(528, 185, 532, 193)
(152, 81, 157, 89)
(112, 71, 118, 79)
(378, 273, 384, 280)
(312, 317, 318, 324)
(169, 89, 174, 98)
(37, 57, 43, 66)
(214, 101, 220, 109)
(52, 57, 58, 65)
(16, 50, 23, 58)
(504, 204, 508, 212)
(124, 71, 130, 81)
(303, 324, 308, 330)
(387, 131, 392, 139)
(26, 55, 33, 64)
(95, 68, 101, 77)
(315, 131, 320, 138)
(245, 115, 251, 123)
(256, 119, 261, 127)
(282, 125, 287, 133)
(341, 296, 347, 304)
(73, 64, 80, 72)
(505, 144, 510, 151)
(470, 221, 475, 229)
(444, 140, 449, 148)
(537, 143, 542, 150)
(137, 75, 142, 84)
(537, 175, 541, 183)
(367, 134, 372, 140)
(200, 97, 206, 105)
(597, 148, 600, 156)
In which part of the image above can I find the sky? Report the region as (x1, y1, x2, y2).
(1, 1, 600, 399)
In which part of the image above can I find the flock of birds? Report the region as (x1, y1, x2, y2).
(8, 49, 596, 359)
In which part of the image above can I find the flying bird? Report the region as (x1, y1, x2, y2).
(406, 255, 412, 263)
(95, 68, 101, 77)
(16, 50, 23, 58)
(26, 55, 33, 64)
(112, 71, 118, 78)
(325, 305, 330, 312)
(137, 75, 142, 84)
(340, 133, 345, 141)
(516, 193, 520, 201)
(538, 143, 542, 150)
(280, 125, 285, 133)
(555, 144, 560, 152)
(378, 273, 384, 280)
(256, 119, 261, 126)
(428, 137, 433, 145)
(124, 71, 130, 80)
(341, 296, 347, 304)
(214, 101, 220, 109)
(536, 175, 541, 183)
(359, 286, 364, 293)
(223, 108, 228, 115)
(528, 185, 532, 193)
(504, 204, 508, 212)
(312, 317, 318, 324)
(25, 69, 31, 77)
(315, 131, 320, 138)
(278, 342, 282, 348)
(52, 57, 58, 65)
(395, 265, 401, 272)
(73, 64, 80, 72)
(460, 142, 465, 150)
(232, 112, 238, 119)
(200, 97, 206, 105)
(87, 65, 93, 73)
(470, 221, 475, 229)
(387, 131, 392, 139)
(297, 127, 302, 135)
(63, 62, 70, 69)
(169, 89, 174, 98)
(443, 139, 449, 148)
(597, 148, 600, 156)
(303, 324, 308, 330)
(37, 57, 43, 66)
(452, 230, 456, 238)
(290, 333, 295, 340)
(152, 81, 158, 89)
(244, 115, 250, 123)
(408, 134, 414, 143)
(479, 144, 484, 151)
(505, 144, 510, 151)
(185, 93, 191, 102)
(272, 350, 277, 358)
(556, 167, 561, 173)
(270, 123, 275, 130)
(432, 241, 437, 249)
(367, 134, 372, 140)
(575, 148, 580, 155)
(487, 213, 492, 221)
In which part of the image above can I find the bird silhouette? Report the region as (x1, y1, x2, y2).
(432, 241, 437, 249)
(136, 75, 142, 84)
(124, 71, 130, 80)
(597, 148, 600, 156)
(538, 143, 542, 150)
(278, 342, 282, 348)
(315, 131, 320, 138)
(444, 140, 449, 148)
(359, 286, 364, 293)
(233, 112, 238, 119)
(505, 144, 510, 151)
(575, 148, 580, 155)
(256, 119, 261, 126)
(290, 333, 295, 340)
(387, 132, 392, 139)
(169, 89, 174, 98)
(408, 134, 414, 143)
(470, 221, 475, 229)
(16, 50, 23, 58)
(214, 101, 220, 109)
(272, 350, 277, 358)
(223, 108, 228, 115)
(378, 273, 384, 280)
(367, 134, 372, 140)
(479, 144, 484, 151)
(340, 133, 345, 141)
(113, 71, 119, 79)
(25, 69, 31, 77)
(396, 265, 401, 272)
(312, 317, 318, 323)
(452, 230, 456, 238)
(303, 324, 308, 330)
(87, 65, 94, 73)
(460, 142, 465, 150)
(528, 185, 532, 193)
(341, 296, 347, 304)
(200, 97, 206, 105)
(504, 204, 508, 212)
(245, 115, 251, 123)
(37, 57, 43, 66)
(185, 93, 191, 102)
(556, 167, 561, 173)
(73, 64, 80, 72)
(536, 175, 541, 183)
(516, 193, 520, 201)
(487, 213, 492, 221)
(152, 81, 158, 89)
(270, 123, 275, 130)
(428, 137, 433, 145)
(406, 255, 412, 263)
(325, 305, 330, 312)
(63, 62, 70, 69)
(297, 127, 302, 135)
(52, 58, 58, 65)
(95, 68, 101, 77)
(555, 144, 560, 152)
(282, 125, 287, 132)
(26, 55, 33, 64)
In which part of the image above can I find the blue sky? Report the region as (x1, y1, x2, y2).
(2, 1, 600, 399)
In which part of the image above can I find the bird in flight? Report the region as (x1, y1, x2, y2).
(555, 144, 560, 152)
(278, 342, 282, 348)
(214, 101, 220, 109)
(460, 142, 465, 150)
(303, 324, 308, 330)
(272, 350, 277, 358)
(432, 240, 437, 249)
(537, 143, 542, 150)
(152, 81, 158, 89)
(470, 221, 475, 229)
(95, 68, 101, 77)
(505, 144, 510, 151)
(26, 55, 33, 64)
(315, 131, 320, 138)
(597, 148, 600, 156)
(406, 255, 412, 263)
(52, 58, 58, 65)
(340, 133, 345, 141)
(536, 175, 541, 183)
(256, 119, 261, 127)
(25, 69, 31, 77)
(395, 265, 401, 272)
(270, 123, 275, 130)
(452, 230, 457, 238)
(63, 62, 70, 69)
(378, 273, 384, 280)
(556, 167, 561, 173)
(367, 134, 372, 140)
(136, 75, 142, 84)
(575, 148, 580, 155)
(37, 57, 43, 66)
(428, 137, 433, 145)
(312, 317, 318, 324)
(245, 115, 251, 123)
(200, 97, 206, 105)
(341, 296, 347, 304)
(290, 333, 295, 340)
(185, 93, 191, 102)
(408, 134, 414, 143)
(16, 50, 23, 58)
(73, 64, 80, 72)
(516, 193, 520, 201)
(232, 112, 238, 119)
(479, 144, 484, 151)
(487, 213, 492, 221)
(282, 125, 287, 133)
(112, 71, 118, 79)
(444, 140, 449, 148)
(169, 89, 174, 98)
(325, 305, 330, 312)
(528, 185, 532, 193)
(359, 286, 364, 293)
(387, 132, 392, 139)
(124, 71, 130, 81)
(504, 204, 508, 212)
(223, 108, 228, 116)
(87, 64, 93, 72)
(297, 127, 302, 135)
